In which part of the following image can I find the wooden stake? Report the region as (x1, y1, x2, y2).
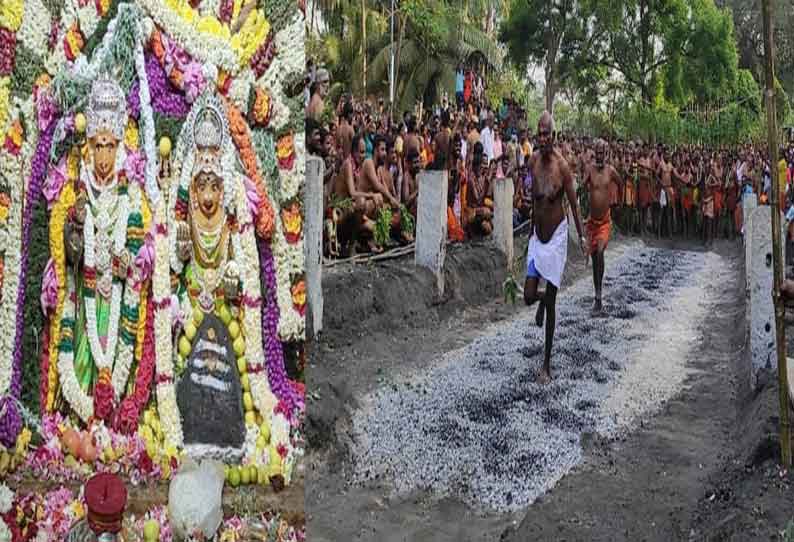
(762, 0, 791, 469)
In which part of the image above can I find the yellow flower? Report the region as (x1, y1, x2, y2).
(0, 0, 23, 32)
(15, 428, 31, 456)
(0, 78, 10, 134)
(70, 500, 85, 520)
(124, 119, 139, 150)
(46, 183, 75, 411)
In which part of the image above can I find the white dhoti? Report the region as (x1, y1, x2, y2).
(526, 219, 568, 289)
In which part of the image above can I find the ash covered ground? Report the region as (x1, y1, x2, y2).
(350, 245, 722, 512)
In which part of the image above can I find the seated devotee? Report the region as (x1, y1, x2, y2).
(331, 133, 389, 254)
(464, 154, 493, 237)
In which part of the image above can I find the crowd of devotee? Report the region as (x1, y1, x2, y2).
(305, 64, 794, 260)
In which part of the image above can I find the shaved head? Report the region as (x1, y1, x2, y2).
(538, 111, 554, 132)
(537, 111, 555, 157)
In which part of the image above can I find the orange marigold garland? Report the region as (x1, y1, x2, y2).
(224, 97, 274, 240)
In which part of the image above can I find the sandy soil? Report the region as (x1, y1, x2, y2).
(306, 234, 794, 541)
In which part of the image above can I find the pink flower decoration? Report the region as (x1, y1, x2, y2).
(123, 149, 147, 186)
(245, 175, 261, 219)
(42, 156, 68, 209)
(133, 232, 155, 284)
(40, 258, 59, 315)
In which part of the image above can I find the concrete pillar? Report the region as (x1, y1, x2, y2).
(493, 177, 514, 270)
(415, 170, 448, 295)
(749, 206, 785, 389)
(304, 156, 324, 338)
(743, 192, 757, 289)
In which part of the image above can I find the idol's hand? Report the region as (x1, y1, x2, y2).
(223, 261, 240, 302)
(176, 221, 191, 262)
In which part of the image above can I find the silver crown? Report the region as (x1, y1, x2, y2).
(193, 107, 223, 151)
(191, 104, 226, 179)
(86, 77, 127, 140)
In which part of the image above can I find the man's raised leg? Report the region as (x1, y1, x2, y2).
(524, 276, 545, 327)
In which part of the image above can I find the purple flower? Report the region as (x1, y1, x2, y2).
(36, 92, 58, 132)
(258, 240, 304, 420)
(181, 61, 207, 104)
(7, 120, 57, 447)
(123, 149, 147, 186)
(144, 54, 190, 118)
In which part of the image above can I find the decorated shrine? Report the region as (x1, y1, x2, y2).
(0, 0, 306, 539)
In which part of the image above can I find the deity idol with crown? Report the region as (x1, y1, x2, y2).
(165, 96, 263, 456)
(44, 76, 151, 425)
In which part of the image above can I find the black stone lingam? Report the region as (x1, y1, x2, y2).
(177, 313, 245, 450)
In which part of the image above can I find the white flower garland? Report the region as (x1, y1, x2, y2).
(0, 482, 12, 514)
(153, 195, 184, 447)
(280, 135, 305, 200)
(0, 103, 29, 398)
(132, 14, 162, 206)
(82, 190, 128, 373)
(16, 0, 49, 54)
(271, 210, 303, 341)
(135, 0, 238, 73)
(0, 518, 9, 542)
(75, 1, 101, 39)
(228, 68, 254, 114)
(111, 182, 144, 398)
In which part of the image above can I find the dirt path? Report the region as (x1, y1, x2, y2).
(305, 237, 786, 542)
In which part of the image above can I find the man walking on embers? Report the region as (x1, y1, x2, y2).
(523, 112, 587, 384)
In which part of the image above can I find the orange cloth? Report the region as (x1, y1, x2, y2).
(587, 210, 611, 254)
(714, 190, 723, 216)
(447, 207, 465, 241)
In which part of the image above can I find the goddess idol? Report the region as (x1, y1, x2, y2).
(45, 75, 150, 424)
(155, 93, 279, 458)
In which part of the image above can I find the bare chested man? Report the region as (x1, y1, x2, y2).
(336, 101, 355, 160)
(656, 150, 678, 239)
(582, 140, 621, 314)
(524, 112, 586, 384)
(306, 69, 329, 121)
(332, 133, 384, 252)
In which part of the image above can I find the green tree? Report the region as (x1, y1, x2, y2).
(500, 0, 603, 114)
(574, 0, 736, 113)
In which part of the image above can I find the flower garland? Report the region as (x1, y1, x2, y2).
(4, 119, 55, 448)
(132, 14, 162, 206)
(224, 97, 274, 240)
(258, 240, 302, 419)
(44, 179, 75, 413)
(0, 137, 22, 403)
(136, 0, 241, 73)
(232, 175, 278, 420)
(152, 193, 184, 448)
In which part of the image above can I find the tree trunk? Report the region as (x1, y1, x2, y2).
(393, 13, 406, 119)
(362, 0, 367, 99)
(545, 70, 556, 115)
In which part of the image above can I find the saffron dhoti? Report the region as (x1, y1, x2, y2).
(587, 210, 611, 254)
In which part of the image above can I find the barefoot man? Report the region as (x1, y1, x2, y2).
(524, 112, 586, 384)
(583, 139, 620, 314)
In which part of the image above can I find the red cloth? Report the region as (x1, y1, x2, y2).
(85, 473, 127, 534)
(587, 210, 611, 254)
